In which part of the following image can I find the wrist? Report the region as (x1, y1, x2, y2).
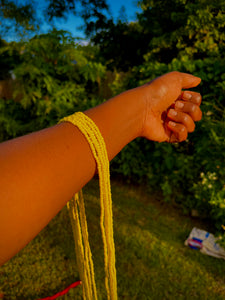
(115, 87, 147, 138)
(85, 87, 146, 160)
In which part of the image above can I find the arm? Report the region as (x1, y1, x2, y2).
(0, 71, 202, 265)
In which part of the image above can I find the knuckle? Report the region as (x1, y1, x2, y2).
(180, 125, 186, 133)
(183, 114, 195, 132)
(191, 104, 200, 118)
(183, 114, 189, 123)
(195, 93, 202, 104)
(191, 104, 197, 113)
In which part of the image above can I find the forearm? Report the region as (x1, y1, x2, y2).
(0, 89, 144, 265)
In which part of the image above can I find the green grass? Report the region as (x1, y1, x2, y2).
(1, 179, 225, 299)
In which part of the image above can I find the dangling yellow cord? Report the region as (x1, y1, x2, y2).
(59, 112, 117, 300)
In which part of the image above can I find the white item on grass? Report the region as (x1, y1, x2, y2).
(184, 227, 225, 259)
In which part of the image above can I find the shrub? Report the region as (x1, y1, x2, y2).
(110, 57, 225, 239)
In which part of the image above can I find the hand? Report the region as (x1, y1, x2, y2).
(166, 90, 202, 142)
(140, 71, 202, 142)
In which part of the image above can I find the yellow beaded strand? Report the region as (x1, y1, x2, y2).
(67, 191, 97, 299)
(59, 112, 117, 300)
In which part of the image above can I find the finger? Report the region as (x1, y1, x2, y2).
(175, 101, 202, 121)
(179, 72, 201, 89)
(167, 109, 195, 132)
(179, 91, 202, 105)
(167, 121, 188, 142)
(169, 133, 180, 143)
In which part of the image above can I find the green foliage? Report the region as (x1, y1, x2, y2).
(91, 0, 225, 71)
(0, 30, 105, 140)
(0, 39, 21, 79)
(138, 0, 225, 63)
(191, 113, 225, 231)
(91, 20, 147, 71)
(79, 61, 106, 84)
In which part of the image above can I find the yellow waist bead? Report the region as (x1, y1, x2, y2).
(59, 112, 117, 300)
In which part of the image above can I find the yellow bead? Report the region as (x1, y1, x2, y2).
(59, 112, 117, 300)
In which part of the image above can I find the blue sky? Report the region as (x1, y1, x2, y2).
(38, 0, 141, 38)
(2, 0, 141, 42)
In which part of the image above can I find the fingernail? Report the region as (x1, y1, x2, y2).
(168, 109, 177, 117)
(183, 92, 192, 100)
(169, 121, 176, 127)
(175, 101, 184, 109)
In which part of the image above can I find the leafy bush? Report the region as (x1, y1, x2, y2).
(0, 30, 106, 140)
(110, 57, 225, 239)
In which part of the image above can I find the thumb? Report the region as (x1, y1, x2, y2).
(179, 72, 201, 89)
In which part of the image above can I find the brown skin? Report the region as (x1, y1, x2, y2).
(0, 71, 202, 266)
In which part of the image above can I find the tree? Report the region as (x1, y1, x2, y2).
(0, 0, 38, 39)
(0, 29, 106, 141)
(137, 0, 225, 62)
(91, 19, 149, 71)
(0, 0, 109, 40)
(90, 0, 225, 71)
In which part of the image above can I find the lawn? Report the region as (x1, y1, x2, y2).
(1, 178, 225, 299)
